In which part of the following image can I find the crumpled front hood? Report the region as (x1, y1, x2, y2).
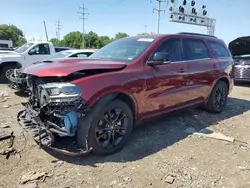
(229, 36, 250, 57)
(23, 58, 127, 77)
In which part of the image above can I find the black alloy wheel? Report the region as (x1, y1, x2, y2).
(206, 80, 228, 113)
(77, 99, 133, 155)
(95, 108, 128, 149)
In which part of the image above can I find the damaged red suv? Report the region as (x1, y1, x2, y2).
(18, 32, 234, 156)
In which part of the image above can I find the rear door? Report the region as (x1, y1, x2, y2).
(182, 38, 216, 101)
(144, 38, 190, 115)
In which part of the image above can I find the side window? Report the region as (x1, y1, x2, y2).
(208, 41, 230, 58)
(30, 44, 50, 55)
(70, 53, 88, 58)
(150, 38, 183, 62)
(182, 39, 210, 60)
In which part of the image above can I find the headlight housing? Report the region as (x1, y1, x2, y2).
(41, 83, 83, 102)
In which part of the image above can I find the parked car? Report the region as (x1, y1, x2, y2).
(229, 36, 250, 82)
(18, 32, 234, 156)
(9, 49, 97, 91)
(55, 46, 75, 52)
(0, 41, 74, 82)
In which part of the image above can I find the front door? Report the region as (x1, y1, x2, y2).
(24, 43, 52, 67)
(144, 38, 190, 116)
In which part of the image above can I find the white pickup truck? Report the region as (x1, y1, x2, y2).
(0, 41, 70, 82)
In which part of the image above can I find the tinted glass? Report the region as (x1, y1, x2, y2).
(151, 38, 183, 62)
(70, 53, 88, 58)
(183, 38, 210, 60)
(89, 37, 156, 62)
(208, 41, 230, 57)
(31, 43, 50, 55)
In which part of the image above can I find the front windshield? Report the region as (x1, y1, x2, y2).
(15, 43, 34, 53)
(48, 51, 72, 59)
(89, 37, 156, 62)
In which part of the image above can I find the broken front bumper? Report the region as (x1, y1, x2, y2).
(17, 102, 92, 156)
(8, 69, 28, 91)
(9, 69, 26, 84)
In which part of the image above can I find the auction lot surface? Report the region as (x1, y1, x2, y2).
(1, 82, 250, 188)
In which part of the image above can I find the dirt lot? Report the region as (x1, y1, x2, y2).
(0, 82, 250, 188)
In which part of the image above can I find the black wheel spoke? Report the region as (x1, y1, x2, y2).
(117, 126, 127, 130)
(116, 130, 125, 136)
(108, 111, 113, 120)
(103, 114, 112, 124)
(96, 127, 109, 132)
(114, 112, 126, 124)
(95, 107, 129, 149)
(214, 85, 227, 109)
(111, 131, 115, 145)
(96, 132, 106, 140)
(102, 131, 112, 147)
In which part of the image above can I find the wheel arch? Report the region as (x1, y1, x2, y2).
(206, 76, 230, 103)
(217, 77, 230, 92)
(90, 92, 138, 123)
(0, 61, 22, 72)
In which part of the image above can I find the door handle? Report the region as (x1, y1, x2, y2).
(213, 64, 218, 69)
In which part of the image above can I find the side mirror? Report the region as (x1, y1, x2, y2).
(28, 49, 36, 55)
(147, 52, 171, 66)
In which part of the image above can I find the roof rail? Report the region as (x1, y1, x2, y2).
(178, 32, 217, 39)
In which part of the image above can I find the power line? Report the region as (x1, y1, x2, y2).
(78, 3, 89, 49)
(151, 0, 168, 34)
(55, 19, 62, 41)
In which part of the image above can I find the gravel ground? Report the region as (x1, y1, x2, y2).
(0, 82, 250, 188)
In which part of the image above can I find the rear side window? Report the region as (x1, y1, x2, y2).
(182, 38, 210, 60)
(208, 41, 230, 57)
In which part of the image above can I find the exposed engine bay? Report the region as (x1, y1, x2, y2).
(17, 73, 93, 155)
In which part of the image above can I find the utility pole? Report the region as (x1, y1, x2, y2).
(152, 0, 168, 34)
(55, 19, 62, 42)
(43, 21, 49, 41)
(144, 25, 147, 34)
(78, 3, 89, 49)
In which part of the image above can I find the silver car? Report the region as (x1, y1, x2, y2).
(229, 36, 250, 82)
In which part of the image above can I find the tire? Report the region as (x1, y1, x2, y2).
(77, 99, 134, 155)
(205, 80, 228, 113)
(0, 64, 20, 83)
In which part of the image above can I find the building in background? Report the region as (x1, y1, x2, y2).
(0, 39, 13, 48)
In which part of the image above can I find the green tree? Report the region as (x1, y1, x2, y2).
(0, 24, 25, 46)
(85, 31, 99, 48)
(98, 36, 111, 48)
(62, 31, 82, 49)
(49, 38, 60, 46)
(16, 37, 27, 46)
(114, 32, 129, 40)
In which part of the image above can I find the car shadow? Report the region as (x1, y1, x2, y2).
(13, 90, 29, 97)
(39, 97, 250, 166)
(0, 79, 7, 85)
